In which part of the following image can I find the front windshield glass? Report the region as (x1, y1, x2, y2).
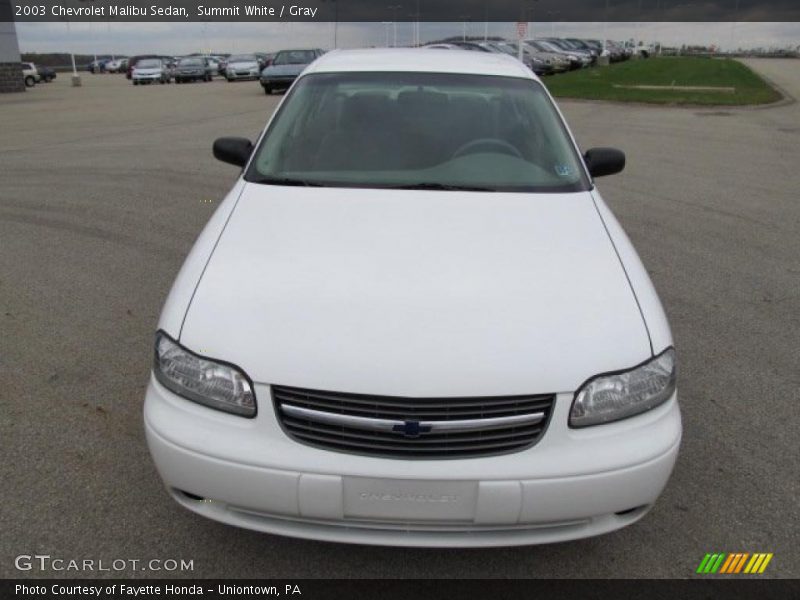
(228, 55, 257, 63)
(137, 59, 161, 68)
(179, 58, 202, 66)
(247, 72, 588, 192)
(273, 50, 316, 65)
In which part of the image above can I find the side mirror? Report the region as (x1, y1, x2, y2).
(584, 147, 625, 178)
(213, 137, 253, 168)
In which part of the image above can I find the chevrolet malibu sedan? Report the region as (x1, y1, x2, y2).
(145, 49, 681, 547)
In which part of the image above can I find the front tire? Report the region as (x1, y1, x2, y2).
(133, 80, 139, 86)
(264, 84, 272, 95)
(24, 75, 35, 87)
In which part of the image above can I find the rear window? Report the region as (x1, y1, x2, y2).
(273, 51, 317, 65)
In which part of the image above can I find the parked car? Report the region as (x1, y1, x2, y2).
(225, 54, 262, 81)
(132, 58, 170, 85)
(146, 48, 681, 547)
(88, 59, 111, 74)
(104, 59, 125, 73)
(607, 40, 632, 62)
(206, 56, 222, 77)
(423, 43, 462, 50)
(259, 48, 323, 94)
(37, 66, 56, 82)
(499, 41, 559, 76)
(217, 57, 228, 77)
(541, 38, 596, 65)
(126, 55, 160, 79)
(255, 52, 276, 69)
(564, 38, 600, 59)
(21, 62, 39, 87)
(529, 40, 585, 70)
(450, 41, 493, 52)
(174, 57, 213, 83)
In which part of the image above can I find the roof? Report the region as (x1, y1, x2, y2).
(304, 48, 536, 80)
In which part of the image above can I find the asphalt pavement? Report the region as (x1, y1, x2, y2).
(1, 60, 798, 578)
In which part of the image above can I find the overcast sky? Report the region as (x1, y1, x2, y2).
(15, 21, 800, 55)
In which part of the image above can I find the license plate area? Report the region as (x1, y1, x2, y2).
(343, 477, 478, 522)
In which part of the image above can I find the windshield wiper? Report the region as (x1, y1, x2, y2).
(384, 183, 496, 192)
(249, 176, 325, 187)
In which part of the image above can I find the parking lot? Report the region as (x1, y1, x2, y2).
(1, 60, 798, 578)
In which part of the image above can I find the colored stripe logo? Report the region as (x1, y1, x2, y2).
(696, 553, 773, 574)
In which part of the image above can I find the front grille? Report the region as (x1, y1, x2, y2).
(272, 385, 555, 459)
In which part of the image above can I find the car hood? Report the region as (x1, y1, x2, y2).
(177, 66, 204, 71)
(262, 63, 306, 77)
(134, 68, 161, 75)
(180, 185, 651, 396)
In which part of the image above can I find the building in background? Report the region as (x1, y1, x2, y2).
(1, 0, 24, 92)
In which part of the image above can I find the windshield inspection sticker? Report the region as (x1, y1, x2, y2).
(555, 164, 572, 177)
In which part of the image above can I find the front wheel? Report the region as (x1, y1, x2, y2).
(24, 75, 35, 87)
(133, 80, 139, 86)
(263, 85, 272, 95)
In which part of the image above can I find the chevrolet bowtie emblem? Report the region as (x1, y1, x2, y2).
(392, 420, 432, 438)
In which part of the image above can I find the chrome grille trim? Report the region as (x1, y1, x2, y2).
(272, 385, 555, 459)
(280, 404, 544, 433)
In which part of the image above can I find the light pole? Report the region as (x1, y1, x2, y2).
(547, 11, 560, 37)
(321, 0, 339, 48)
(408, 12, 420, 46)
(387, 5, 402, 47)
(458, 15, 470, 41)
(518, 2, 538, 62)
(381, 22, 391, 47)
(525, 1, 538, 40)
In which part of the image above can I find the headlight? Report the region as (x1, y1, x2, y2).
(153, 331, 256, 417)
(570, 348, 676, 428)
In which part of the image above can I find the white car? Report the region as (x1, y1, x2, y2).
(144, 49, 681, 547)
(104, 59, 123, 73)
(21, 62, 40, 87)
(225, 54, 261, 81)
(132, 59, 169, 85)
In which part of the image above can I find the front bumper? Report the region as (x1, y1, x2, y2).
(261, 76, 296, 90)
(229, 70, 260, 80)
(144, 376, 681, 547)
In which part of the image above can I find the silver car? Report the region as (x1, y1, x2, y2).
(225, 54, 261, 82)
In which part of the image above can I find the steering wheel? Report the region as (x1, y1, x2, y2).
(452, 138, 523, 160)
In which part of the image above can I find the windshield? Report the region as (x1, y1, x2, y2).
(179, 58, 202, 66)
(229, 55, 257, 63)
(137, 59, 161, 68)
(246, 72, 589, 193)
(273, 50, 316, 65)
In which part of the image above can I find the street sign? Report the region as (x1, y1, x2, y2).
(516, 21, 528, 40)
